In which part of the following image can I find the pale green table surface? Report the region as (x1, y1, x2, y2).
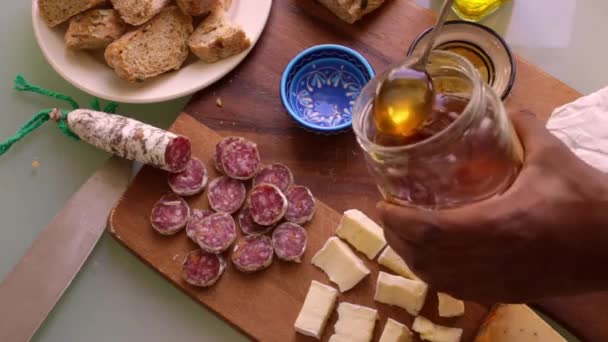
(0, 1, 604, 341)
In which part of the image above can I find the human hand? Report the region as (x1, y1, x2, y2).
(378, 110, 608, 303)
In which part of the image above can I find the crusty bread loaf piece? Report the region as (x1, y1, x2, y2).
(317, 0, 385, 24)
(39, 0, 107, 27)
(65, 9, 127, 50)
(177, 0, 223, 16)
(188, 10, 251, 63)
(110, 0, 171, 25)
(104, 6, 193, 82)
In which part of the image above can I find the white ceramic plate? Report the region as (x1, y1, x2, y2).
(32, 0, 272, 104)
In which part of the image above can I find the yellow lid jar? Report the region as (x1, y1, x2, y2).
(452, 0, 508, 22)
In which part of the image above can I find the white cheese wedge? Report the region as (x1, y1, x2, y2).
(413, 316, 463, 342)
(329, 302, 378, 342)
(378, 245, 420, 280)
(474, 304, 567, 342)
(379, 318, 413, 342)
(294, 281, 339, 339)
(374, 271, 428, 316)
(335, 209, 387, 259)
(311, 237, 371, 292)
(437, 293, 465, 318)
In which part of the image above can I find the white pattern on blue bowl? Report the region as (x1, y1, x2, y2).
(281, 45, 375, 134)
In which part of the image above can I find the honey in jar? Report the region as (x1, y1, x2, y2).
(352, 51, 523, 209)
(452, 0, 508, 22)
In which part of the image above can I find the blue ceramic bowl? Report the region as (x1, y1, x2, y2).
(281, 44, 375, 134)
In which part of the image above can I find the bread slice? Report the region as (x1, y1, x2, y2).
(188, 10, 251, 63)
(65, 9, 127, 50)
(39, 0, 107, 27)
(104, 6, 193, 82)
(177, 0, 223, 16)
(317, 0, 385, 24)
(110, 0, 171, 25)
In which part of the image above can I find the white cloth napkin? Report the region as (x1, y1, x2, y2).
(547, 87, 608, 173)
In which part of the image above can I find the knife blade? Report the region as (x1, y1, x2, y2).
(0, 157, 131, 342)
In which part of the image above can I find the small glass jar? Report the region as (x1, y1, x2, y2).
(353, 51, 523, 209)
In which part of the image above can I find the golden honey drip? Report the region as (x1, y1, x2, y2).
(373, 70, 434, 138)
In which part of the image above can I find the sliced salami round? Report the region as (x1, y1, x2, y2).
(185, 209, 214, 241)
(237, 206, 274, 236)
(284, 185, 316, 225)
(252, 163, 294, 193)
(248, 184, 288, 226)
(195, 213, 237, 254)
(231, 235, 274, 272)
(207, 176, 246, 214)
(220, 138, 260, 180)
(214, 136, 242, 172)
(272, 222, 308, 263)
(182, 250, 226, 287)
(168, 158, 209, 196)
(150, 194, 190, 235)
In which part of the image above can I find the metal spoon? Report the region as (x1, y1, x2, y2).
(373, 0, 455, 138)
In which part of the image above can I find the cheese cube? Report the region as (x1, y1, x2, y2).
(374, 271, 428, 316)
(378, 245, 420, 280)
(437, 293, 465, 318)
(336, 209, 387, 259)
(474, 304, 567, 342)
(379, 318, 413, 342)
(311, 237, 371, 292)
(294, 281, 339, 339)
(329, 302, 378, 342)
(413, 316, 463, 342)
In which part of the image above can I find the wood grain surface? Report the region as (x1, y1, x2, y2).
(111, 0, 608, 341)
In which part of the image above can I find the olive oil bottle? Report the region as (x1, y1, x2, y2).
(452, 0, 508, 21)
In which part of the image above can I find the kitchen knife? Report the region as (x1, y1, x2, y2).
(0, 157, 131, 341)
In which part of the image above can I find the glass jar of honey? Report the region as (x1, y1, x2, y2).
(352, 51, 523, 209)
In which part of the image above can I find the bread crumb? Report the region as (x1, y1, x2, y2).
(32, 160, 41, 169)
(216, 97, 223, 108)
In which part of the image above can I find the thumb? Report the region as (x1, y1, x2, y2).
(509, 110, 553, 155)
(377, 201, 438, 246)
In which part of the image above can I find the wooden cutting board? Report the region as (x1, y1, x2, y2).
(111, 0, 608, 341)
(111, 115, 488, 341)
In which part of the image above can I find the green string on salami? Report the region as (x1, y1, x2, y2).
(0, 75, 118, 156)
(1, 75, 192, 173)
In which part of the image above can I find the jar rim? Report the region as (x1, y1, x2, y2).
(353, 50, 484, 153)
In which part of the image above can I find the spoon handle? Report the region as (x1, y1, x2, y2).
(417, 0, 455, 64)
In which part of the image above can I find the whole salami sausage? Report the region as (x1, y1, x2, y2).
(207, 176, 246, 214)
(220, 138, 260, 180)
(231, 235, 274, 272)
(248, 184, 288, 226)
(195, 213, 237, 254)
(62, 109, 191, 172)
(182, 250, 226, 287)
(214, 136, 241, 172)
(185, 209, 214, 242)
(252, 163, 294, 193)
(272, 222, 308, 263)
(284, 185, 316, 225)
(237, 206, 274, 236)
(168, 158, 209, 196)
(150, 194, 190, 235)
